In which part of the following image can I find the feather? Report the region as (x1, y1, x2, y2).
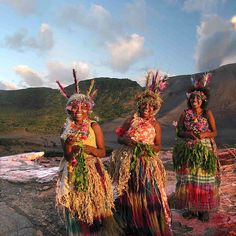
(73, 69, 79, 93)
(146, 71, 153, 89)
(158, 79, 167, 92)
(204, 73, 212, 86)
(56, 81, 70, 98)
(151, 71, 156, 91)
(155, 71, 161, 87)
(191, 76, 195, 86)
(87, 80, 95, 96)
(91, 89, 97, 99)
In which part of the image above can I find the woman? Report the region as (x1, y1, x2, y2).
(173, 73, 220, 222)
(110, 71, 172, 236)
(56, 71, 118, 236)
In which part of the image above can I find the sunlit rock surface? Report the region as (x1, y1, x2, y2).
(0, 149, 235, 235)
(0, 152, 58, 183)
(0, 152, 64, 236)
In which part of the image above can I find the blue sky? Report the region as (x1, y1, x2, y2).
(0, 0, 235, 89)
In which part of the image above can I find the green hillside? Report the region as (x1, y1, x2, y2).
(0, 78, 142, 134)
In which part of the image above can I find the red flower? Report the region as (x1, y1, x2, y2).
(115, 127, 125, 137)
(71, 158, 78, 167)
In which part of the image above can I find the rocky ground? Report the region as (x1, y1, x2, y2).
(0, 149, 235, 236)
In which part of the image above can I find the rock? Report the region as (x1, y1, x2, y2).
(0, 152, 58, 183)
(0, 149, 235, 235)
(0, 202, 37, 236)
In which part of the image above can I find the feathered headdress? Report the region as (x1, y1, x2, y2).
(136, 70, 168, 113)
(190, 73, 212, 88)
(186, 73, 212, 101)
(56, 69, 97, 111)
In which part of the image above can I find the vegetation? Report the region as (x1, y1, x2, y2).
(0, 77, 142, 134)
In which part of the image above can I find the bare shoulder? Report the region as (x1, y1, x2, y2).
(205, 109, 215, 119)
(91, 122, 102, 132)
(153, 120, 161, 130)
(206, 109, 213, 115)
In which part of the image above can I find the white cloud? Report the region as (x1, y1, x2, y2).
(183, 0, 227, 15)
(58, 4, 118, 40)
(74, 62, 91, 80)
(57, 2, 153, 72)
(231, 16, 236, 29)
(197, 15, 229, 36)
(0, 0, 37, 16)
(0, 80, 17, 90)
(4, 23, 54, 52)
(107, 34, 146, 72)
(46, 61, 91, 87)
(14, 65, 44, 87)
(36, 24, 54, 50)
(195, 15, 236, 72)
(12, 61, 91, 89)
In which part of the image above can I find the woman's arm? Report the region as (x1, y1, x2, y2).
(63, 135, 77, 161)
(198, 110, 217, 139)
(177, 111, 198, 140)
(117, 116, 134, 146)
(152, 122, 162, 153)
(83, 123, 106, 158)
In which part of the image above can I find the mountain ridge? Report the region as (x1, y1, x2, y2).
(0, 63, 236, 147)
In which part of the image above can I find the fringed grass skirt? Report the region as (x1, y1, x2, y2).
(111, 146, 172, 236)
(56, 157, 120, 236)
(174, 138, 221, 212)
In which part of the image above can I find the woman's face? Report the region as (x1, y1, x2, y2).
(68, 102, 90, 123)
(190, 95, 202, 109)
(139, 103, 154, 119)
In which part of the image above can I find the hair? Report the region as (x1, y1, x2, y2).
(187, 86, 210, 110)
(136, 91, 162, 114)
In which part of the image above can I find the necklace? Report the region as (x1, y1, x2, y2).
(61, 118, 90, 141)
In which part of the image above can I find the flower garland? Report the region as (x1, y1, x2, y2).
(186, 91, 207, 101)
(125, 113, 156, 144)
(61, 118, 90, 192)
(172, 109, 216, 175)
(115, 113, 157, 170)
(184, 109, 209, 135)
(61, 118, 90, 141)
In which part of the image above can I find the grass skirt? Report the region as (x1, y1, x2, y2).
(110, 146, 172, 236)
(173, 138, 221, 212)
(56, 157, 119, 235)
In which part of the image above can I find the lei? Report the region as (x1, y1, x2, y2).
(173, 109, 216, 174)
(61, 118, 90, 192)
(184, 109, 209, 135)
(125, 113, 156, 144)
(116, 113, 156, 170)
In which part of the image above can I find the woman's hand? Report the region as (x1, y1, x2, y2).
(197, 132, 207, 139)
(83, 145, 94, 155)
(63, 135, 78, 161)
(187, 132, 198, 140)
(65, 135, 77, 146)
(118, 136, 136, 146)
(151, 145, 161, 153)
